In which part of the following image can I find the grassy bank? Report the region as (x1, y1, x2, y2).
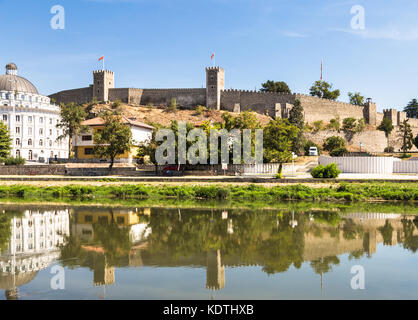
(0, 182, 416, 203)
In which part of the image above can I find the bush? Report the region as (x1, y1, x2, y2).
(330, 147, 348, 157)
(326, 118, 340, 131)
(399, 153, 412, 159)
(311, 163, 341, 178)
(304, 140, 321, 155)
(111, 100, 122, 109)
(195, 105, 207, 115)
(313, 120, 324, 132)
(166, 98, 178, 112)
(323, 136, 346, 152)
(3, 157, 26, 166)
(384, 146, 394, 153)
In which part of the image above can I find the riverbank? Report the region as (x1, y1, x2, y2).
(0, 181, 416, 202)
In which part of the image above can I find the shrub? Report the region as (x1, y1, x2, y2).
(323, 136, 346, 152)
(399, 153, 412, 159)
(311, 163, 341, 178)
(166, 98, 178, 112)
(304, 140, 321, 155)
(326, 118, 340, 131)
(195, 105, 207, 115)
(146, 103, 154, 109)
(3, 157, 26, 166)
(313, 120, 324, 132)
(330, 147, 348, 157)
(384, 146, 394, 153)
(111, 100, 122, 109)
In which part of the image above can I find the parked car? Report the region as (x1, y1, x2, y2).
(308, 147, 318, 156)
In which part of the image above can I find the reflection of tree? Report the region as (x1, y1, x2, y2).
(401, 219, 418, 253)
(343, 219, 363, 240)
(310, 256, 340, 275)
(348, 249, 364, 260)
(0, 215, 12, 254)
(378, 220, 394, 246)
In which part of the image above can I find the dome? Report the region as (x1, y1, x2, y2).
(0, 63, 39, 94)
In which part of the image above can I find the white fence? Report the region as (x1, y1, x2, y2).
(393, 161, 418, 173)
(242, 163, 282, 174)
(319, 156, 400, 174)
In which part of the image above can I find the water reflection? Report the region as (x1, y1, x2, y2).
(0, 205, 417, 299)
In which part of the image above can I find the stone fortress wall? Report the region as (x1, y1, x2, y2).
(49, 66, 418, 130)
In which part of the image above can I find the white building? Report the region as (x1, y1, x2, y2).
(0, 63, 69, 161)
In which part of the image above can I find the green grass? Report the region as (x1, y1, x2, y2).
(0, 182, 416, 203)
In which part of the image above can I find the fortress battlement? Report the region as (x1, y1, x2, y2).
(205, 66, 224, 71)
(93, 70, 114, 74)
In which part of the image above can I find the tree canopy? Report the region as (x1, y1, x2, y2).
(263, 119, 299, 163)
(288, 99, 306, 155)
(93, 112, 133, 170)
(0, 121, 12, 159)
(398, 119, 413, 154)
(404, 99, 418, 119)
(57, 102, 87, 158)
(309, 80, 340, 100)
(348, 92, 365, 106)
(260, 80, 291, 94)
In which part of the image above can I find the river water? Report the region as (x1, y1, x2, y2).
(0, 203, 417, 299)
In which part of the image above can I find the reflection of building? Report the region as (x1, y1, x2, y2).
(93, 255, 115, 287)
(0, 209, 70, 299)
(206, 250, 225, 291)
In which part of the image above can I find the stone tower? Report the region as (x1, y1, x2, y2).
(206, 66, 225, 110)
(364, 98, 377, 125)
(93, 70, 114, 102)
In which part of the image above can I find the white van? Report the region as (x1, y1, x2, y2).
(308, 147, 318, 156)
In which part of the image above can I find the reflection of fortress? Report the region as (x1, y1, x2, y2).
(0, 209, 69, 299)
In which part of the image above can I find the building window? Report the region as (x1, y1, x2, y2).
(16, 115, 20, 122)
(81, 135, 92, 141)
(39, 128, 43, 135)
(2, 115, 7, 121)
(117, 217, 125, 224)
(28, 127, 32, 135)
(49, 140, 52, 147)
(84, 148, 93, 155)
(28, 116, 32, 123)
(49, 118, 52, 125)
(16, 127, 20, 134)
(28, 150, 33, 160)
(28, 139, 32, 146)
(39, 117, 43, 124)
(85, 215, 93, 222)
(39, 139, 43, 146)
(49, 129, 52, 135)
(16, 150, 20, 157)
(16, 138, 20, 146)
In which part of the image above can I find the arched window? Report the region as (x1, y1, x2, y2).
(28, 139, 32, 146)
(49, 140, 52, 147)
(16, 138, 20, 146)
(39, 139, 43, 146)
(16, 150, 20, 157)
(28, 150, 33, 160)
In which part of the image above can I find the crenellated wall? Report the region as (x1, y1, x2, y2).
(140, 88, 206, 108)
(49, 86, 93, 104)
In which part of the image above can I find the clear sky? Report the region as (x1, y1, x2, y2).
(1, 0, 418, 111)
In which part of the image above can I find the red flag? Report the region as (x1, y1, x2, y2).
(211, 53, 215, 60)
(98, 56, 104, 61)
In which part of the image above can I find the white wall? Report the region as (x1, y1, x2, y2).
(319, 156, 400, 174)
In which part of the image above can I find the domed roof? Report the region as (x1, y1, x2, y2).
(0, 63, 39, 94)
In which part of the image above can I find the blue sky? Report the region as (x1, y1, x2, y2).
(1, 0, 418, 111)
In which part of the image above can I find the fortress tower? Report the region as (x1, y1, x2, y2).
(206, 66, 225, 110)
(93, 70, 114, 102)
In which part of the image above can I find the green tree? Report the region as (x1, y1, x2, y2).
(377, 117, 394, 151)
(348, 92, 365, 106)
(398, 119, 413, 155)
(413, 134, 418, 150)
(404, 99, 418, 119)
(260, 80, 291, 94)
(323, 136, 346, 153)
(263, 119, 299, 176)
(57, 102, 87, 158)
(288, 99, 305, 155)
(93, 112, 133, 170)
(309, 80, 340, 100)
(378, 220, 394, 246)
(0, 121, 12, 158)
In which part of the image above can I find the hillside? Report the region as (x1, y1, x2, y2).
(85, 103, 273, 127)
